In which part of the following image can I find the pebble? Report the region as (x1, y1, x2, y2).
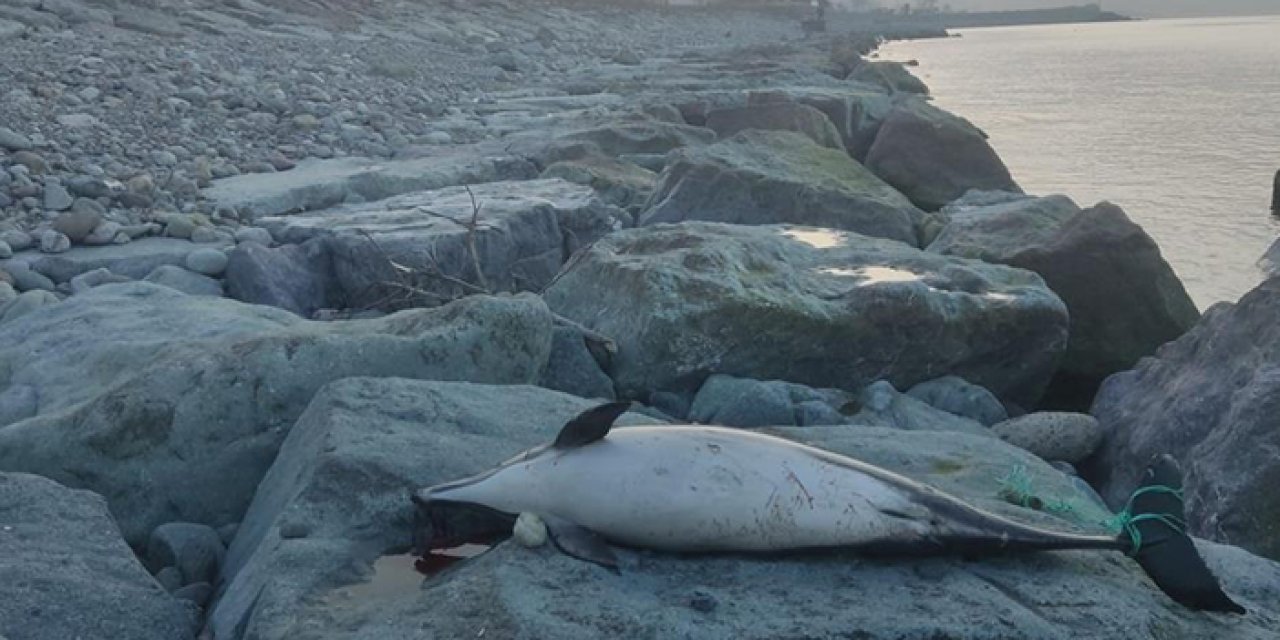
(186, 248, 229, 276)
(423, 130, 453, 145)
(173, 582, 213, 608)
(7, 264, 56, 293)
(83, 221, 124, 246)
(0, 241, 11, 260)
(161, 213, 198, 239)
(0, 126, 32, 151)
(190, 225, 229, 244)
(146, 522, 226, 586)
(52, 199, 104, 242)
(143, 265, 224, 297)
(1, 230, 34, 252)
(10, 151, 48, 174)
(0, 282, 15, 307)
(66, 175, 117, 199)
(234, 226, 273, 246)
(69, 268, 131, 294)
(154, 566, 183, 593)
(39, 230, 72, 254)
(0, 289, 60, 323)
(512, 512, 548, 548)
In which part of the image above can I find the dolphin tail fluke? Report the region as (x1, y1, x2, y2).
(1119, 455, 1245, 614)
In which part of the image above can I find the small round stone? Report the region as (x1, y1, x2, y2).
(512, 512, 548, 548)
(992, 412, 1105, 465)
(234, 226, 273, 246)
(39, 230, 71, 254)
(186, 248, 229, 276)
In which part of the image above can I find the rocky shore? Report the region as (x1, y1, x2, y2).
(3, 1, 1280, 639)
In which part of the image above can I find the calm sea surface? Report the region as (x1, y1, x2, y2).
(881, 16, 1280, 308)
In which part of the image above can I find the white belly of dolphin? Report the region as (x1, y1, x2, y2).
(451, 427, 933, 552)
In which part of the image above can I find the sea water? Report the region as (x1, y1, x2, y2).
(882, 15, 1280, 308)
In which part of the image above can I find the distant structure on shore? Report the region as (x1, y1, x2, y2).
(1272, 169, 1279, 211)
(652, 2, 1129, 28)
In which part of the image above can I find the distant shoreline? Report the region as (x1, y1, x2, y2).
(838, 4, 1129, 32)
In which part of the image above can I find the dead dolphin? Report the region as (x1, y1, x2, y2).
(413, 402, 1245, 614)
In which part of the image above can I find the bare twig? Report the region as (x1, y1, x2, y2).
(462, 185, 491, 293)
(551, 313, 618, 356)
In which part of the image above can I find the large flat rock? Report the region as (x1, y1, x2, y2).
(639, 130, 929, 246)
(1, 472, 196, 640)
(201, 151, 539, 221)
(545, 222, 1067, 407)
(0, 283, 554, 543)
(210, 380, 1280, 639)
(2, 237, 219, 283)
(256, 179, 628, 310)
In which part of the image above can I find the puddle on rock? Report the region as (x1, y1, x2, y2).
(329, 544, 494, 604)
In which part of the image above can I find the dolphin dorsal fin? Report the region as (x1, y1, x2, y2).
(554, 402, 631, 449)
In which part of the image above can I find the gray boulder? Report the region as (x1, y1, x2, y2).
(688, 374, 853, 427)
(931, 193, 1083, 260)
(854, 380, 994, 436)
(259, 179, 629, 311)
(704, 102, 846, 150)
(746, 86, 894, 160)
(1090, 276, 1280, 560)
(224, 239, 338, 317)
(0, 283, 554, 543)
(850, 60, 930, 95)
(0, 472, 195, 640)
(932, 200, 1199, 410)
(992, 412, 1104, 465)
(906, 375, 1009, 426)
(208, 380, 664, 640)
(209, 381, 1280, 639)
(186, 247, 229, 276)
(865, 99, 1020, 211)
(557, 120, 715, 158)
(640, 130, 929, 246)
(540, 154, 657, 211)
(544, 222, 1067, 407)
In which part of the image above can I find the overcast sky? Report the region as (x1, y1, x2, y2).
(934, 1, 1280, 18)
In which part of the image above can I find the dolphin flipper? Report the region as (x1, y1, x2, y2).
(544, 514, 619, 573)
